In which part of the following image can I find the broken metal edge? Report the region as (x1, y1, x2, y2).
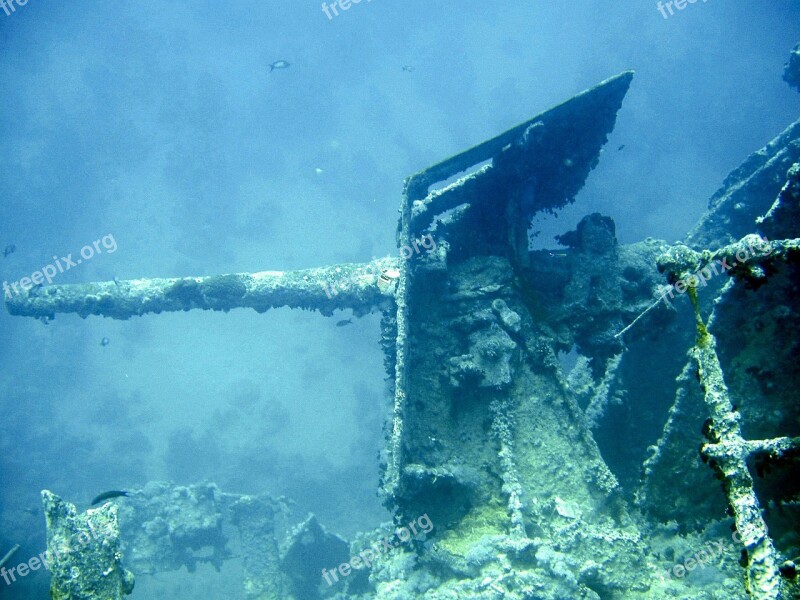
(403, 70, 635, 201)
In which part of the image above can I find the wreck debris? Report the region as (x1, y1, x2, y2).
(526, 213, 672, 361)
(657, 234, 800, 290)
(635, 156, 800, 531)
(758, 162, 800, 240)
(280, 514, 349, 599)
(42, 490, 134, 600)
(584, 353, 624, 429)
(381, 176, 415, 502)
(6, 73, 658, 598)
(615, 128, 800, 527)
(373, 72, 661, 599)
(119, 482, 351, 599)
(448, 322, 518, 389)
(117, 482, 230, 576)
(489, 399, 526, 539)
(647, 161, 800, 598)
(103, 481, 312, 599)
(229, 494, 288, 599)
(688, 299, 785, 600)
(8, 59, 799, 597)
(383, 72, 635, 509)
(634, 359, 714, 522)
(618, 233, 799, 338)
(685, 119, 800, 251)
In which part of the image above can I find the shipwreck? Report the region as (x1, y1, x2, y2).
(7, 42, 800, 600)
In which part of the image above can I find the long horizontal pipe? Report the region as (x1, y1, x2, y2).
(5, 258, 400, 321)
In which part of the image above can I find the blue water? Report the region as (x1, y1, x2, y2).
(1, 1, 799, 598)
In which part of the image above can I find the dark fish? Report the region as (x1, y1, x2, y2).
(3, 244, 15, 257)
(269, 60, 290, 72)
(402, 65, 414, 72)
(100, 337, 110, 347)
(617, 144, 625, 151)
(336, 318, 353, 327)
(91, 490, 129, 505)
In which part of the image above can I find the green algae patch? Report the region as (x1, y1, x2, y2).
(436, 500, 509, 557)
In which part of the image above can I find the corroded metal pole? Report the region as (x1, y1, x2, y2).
(691, 308, 784, 600)
(655, 231, 800, 599)
(5, 258, 400, 321)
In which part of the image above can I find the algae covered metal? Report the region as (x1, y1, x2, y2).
(41, 490, 134, 600)
(10, 57, 800, 598)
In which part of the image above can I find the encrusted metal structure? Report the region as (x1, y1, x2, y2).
(653, 166, 800, 600)
(41, 490, 134, 600)
(11, 58, 800, 598)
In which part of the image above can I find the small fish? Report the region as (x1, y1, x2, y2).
(402, 65, 414, 73)
(269, 60, 290, 72)
(336, 318, 353, 327)
(91, 490, 129, 505)
(100, 337, 110, 347)
(549, 252, 568, 258)
(617, 144, 625, 151)
(3, 244, 15, 257)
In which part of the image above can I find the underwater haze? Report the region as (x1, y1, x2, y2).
(2, 1, 800, 599)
